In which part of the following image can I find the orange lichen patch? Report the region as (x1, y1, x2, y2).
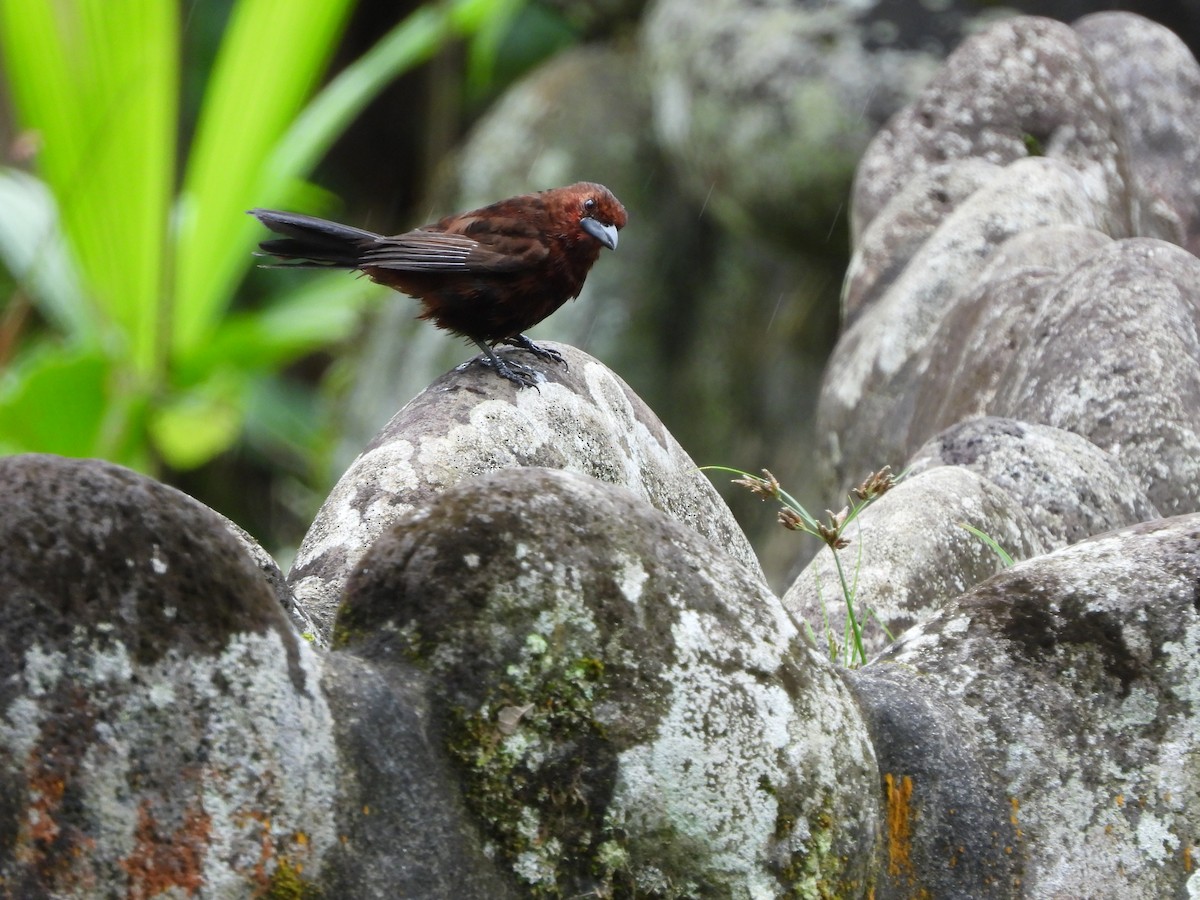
(1115, 793, 1125, 808)
(1009, 796, 1023, 840)
(885, 773, 915, 878)
(119, 801, 211, 899)
(238, 808, 276, 888)
(1184, 844, 1193, 874)
(23, 771, 66, 852)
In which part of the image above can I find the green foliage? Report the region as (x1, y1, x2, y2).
(706, 465, 901, 667)
(959, 521, 1015, 567)
(0, 0, 535, 476)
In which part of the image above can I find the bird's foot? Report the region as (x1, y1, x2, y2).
(502, 334, 568, 369)
(472, 339, 543, 389)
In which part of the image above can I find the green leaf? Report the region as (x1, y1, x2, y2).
(0, 343, 143, 463)
(172, 0, 357, 357)
(178, 272, 380, 382)
(958, 522, 1015, 568)
(147, 371, 247, 470)
(0, 0, 178, 376)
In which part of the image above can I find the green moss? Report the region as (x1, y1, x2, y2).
(770, 802, 871, 900)
(329, 600, 362, 651)
(265, 857, 320, 900)
(445, 652, 614, 897)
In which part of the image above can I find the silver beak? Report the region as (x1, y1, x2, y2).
(581, 217, 619, 250)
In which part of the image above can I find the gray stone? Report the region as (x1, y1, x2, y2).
(317, 652, 515, 898)
(852, 15, 1134, 242)
(0, 454, 337, 898)
(782, 466, 1045, 660)
(909, 417, 1159, 551)
(290, 344, 764, 640)
(642, 0, 942, 244)
(904, 224, 1112, 449)
(992, 238, 1200, 515)
(858, 514, 1200, 898)
(338, 466, 880, 897)
(216, 511, 321, 644)
(1075, 11, 1200, 255)
(819, 157, 1116, 493)
(842, 159, 1002, 328)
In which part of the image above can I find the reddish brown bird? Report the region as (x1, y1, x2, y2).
(250, 182, 627, 387)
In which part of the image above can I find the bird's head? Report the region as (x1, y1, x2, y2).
(567, 183, 627, 251)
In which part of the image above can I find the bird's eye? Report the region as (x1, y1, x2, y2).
(583, 198, 596, 213)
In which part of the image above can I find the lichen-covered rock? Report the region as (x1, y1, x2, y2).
(0, 454, 337, 898)
(290, 344, 764, 640)
(316, 652, 517, 898)
(990, 238, 1200, 515)
(851, 15, 1134, 242)
(338, 467, 880, 897)
(1075, 12, 1200, 255)
(782, 466, 1044, 660)
(642, 0, 942, 244)
(853, 514, 1200, 898)
(819, 156, 1116, 490)
(908, 417, 1159, 551)
(903, 224, 1112, 446)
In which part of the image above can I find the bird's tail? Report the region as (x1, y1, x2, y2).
(249, 208, 380, 268)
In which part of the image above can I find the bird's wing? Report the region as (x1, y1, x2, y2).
(359, 231, 478, 271)
(361, 218, 551, 274)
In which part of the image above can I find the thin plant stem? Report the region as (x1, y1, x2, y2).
(830, 549, 867, 666)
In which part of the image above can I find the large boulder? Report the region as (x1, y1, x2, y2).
(0, 454, 337, 897)
(852, 515, 1200, 898)
(290, 344, 764, 641)
(336, 466, 880, 897)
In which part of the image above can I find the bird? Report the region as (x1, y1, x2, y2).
(250, 182, 627, 387)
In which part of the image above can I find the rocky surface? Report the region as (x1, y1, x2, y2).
(853, 515, 1200, 898)
(336, 467, 879, 896)
(4, 9, 1200, 899)
(0, 454, 337, 898)
(908, 417, 1159, 551)
(820, 15, 1200, 509)
(782, 465, 1045, 660)
(1075, 11, 1200, 254)
(291, 343, 763, 643)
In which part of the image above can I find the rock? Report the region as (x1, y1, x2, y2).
(1075, 11, 1200, 255)
(338, 466, 880, 897)
(642, 0, 943, 245)
(908, 417, 1159, 550)
(215, 510, 321, 644)
(819, 157, 1117, 492)
(991, 238, 1200, 515)
(854, 514, 1200, 898)
(782, 466, 1044, 660)
(851, 15, 1134, 242)
(289, 344, 764, 640)
(0, 454, 337, 898)
(841, 159, 1002, 328)
(316, 652, 516, 898)
(903, 224, 1112, 447)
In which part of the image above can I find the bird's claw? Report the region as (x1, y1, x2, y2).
(502, 335, 568, 369)
(475, 352, 542, 389)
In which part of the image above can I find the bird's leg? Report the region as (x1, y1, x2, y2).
(471, 338, 539, 388)
(501, 334, 567, 369)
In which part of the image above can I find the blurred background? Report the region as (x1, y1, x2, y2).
(1, 0, 1197, 590)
